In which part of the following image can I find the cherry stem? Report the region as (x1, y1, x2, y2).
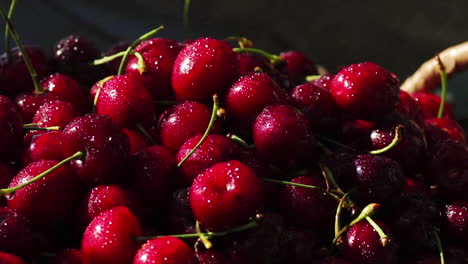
(332, 203, 380, 244)
(263, 177, 342, 202)
(117, 25, 164, 75)
(319, 163, 344, 196)
(0, 5, 42, 94)
(224, 36, 253, 48)
(136, 123, 156, 145)
(226, 133, 254, 149)
(196, 220, 213, 249)
(4, 0, 17, 62)
(183, 0, 191, 39)
(91, 51, 126, 65)
(433, 228, 446, 264)
(334, 192, 349, 237)
(305, 75, 321, 82)
(133, 51, 147, 74)
(134, 220, 259, 241)
(437, 54, 448, 118)
(0, 151, 83, 196)
(92, 76, 114, 113)
(233, 47, 284, 64)
(365, 216, 389, 246)
(23, 126, 60, 131)
(177, 94, 219, 167)
(368, 125, 403, 155)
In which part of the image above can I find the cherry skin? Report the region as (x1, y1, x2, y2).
(412, 92, 454, 119)
(81, 206, 142, 264)
(50, 249, 83, 264)
(176, 134, 240, 186)
(96, 74, 154, 129)
(225, 71, 288, 125)
(126, 38, 183, 100)
(159, 101, 222, 153)
(123, 128, 151, 155)
(443, 201, 468, 245)
(14, 92, 49, 123)
(310, 73, 334, 90)
(196, 250, 233, 264)
(235, 52, 271, 76)
(341, 220, 398, 264)
(279, 51, 318, 86)
(31, 99, 80, 129)
(7, 159, 81, 227)
(0, 252, 27, 264)
(103, 41, 131, 73)
(40, 73, 89, 114)
(172, 37, 237, 102)
(252, 105, 316, 167)
(396, 90, 423, 124)
(425, 117, 466, 144)
(0, 207, 35, 258)
(190, 160, 264, 231)
(21, 131, 64, 166)
(330, 62, 400, 121)
(0, 95, 23, 162)
(133, 236, 196, 264)
(61, 114, 130, 185)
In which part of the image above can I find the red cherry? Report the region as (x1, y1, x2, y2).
(81, 206, 142, 264)
(0, 95, 23, 162)
(31, 99, 80, 129)
(123, 128, 151, 155)
(0, 207, 35, 258)
(412, 92, 455, 120)
(396, 90, 423, 124)
(330, 62, 400, 121)
(235, 52, 271, 76)
(425, 117, 466, 144)
(172, 37, 236, 102)
(41, 73, 89, 113)
(96, 74, 155, 129)
(21, 131, 64, 166)
(0, 252, 27, 264)
(443, 201, 468, 245)
(279, 51, 318, 86)
(133, 236, 196, 264)
(103, 41, 131, 73)
(310, 73, 334, 90)
(190, 160, 264, 231)
(14, 92, 49, 123)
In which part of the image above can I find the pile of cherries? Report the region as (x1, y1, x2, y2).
(1, 16, 468, 264)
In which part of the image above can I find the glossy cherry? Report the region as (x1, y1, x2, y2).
(31, 99, 80, 129)
(443, 201, 468, 245)
(412, 92, 454, 119)
(103, 41, 131, 73)
(133, 236, 196, 264)
(396, 90, 423, 124)
(123, 128, 151, 154)
(279, 51, 318, 86)
(40, 73, 89, 114)
(235, 52, 271, 76)
(425, 117, 466, 144)
(0, 95, 23, 162)
(21, 131, 64, 166)
(0, 252, 27, 264)
(0, 207, 35, 258)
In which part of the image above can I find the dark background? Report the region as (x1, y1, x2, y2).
(2, 0, 468, 118)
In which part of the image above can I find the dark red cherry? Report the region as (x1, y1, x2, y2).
(0, 252, 27, 264)
(235, 52, 271, 76)
(279, 51, 318, 86)
(0, 95, 23, 162)
(81, 206, 142, 264)
(252, 105, 316, 167)
(176, 134, 240, 186)
(96, 74, 154, 129)
(14, 92, 49, 123)
(190, 160, 264, 231)
(32, 99, 80, 129)
(310, 73, 334, 90)
(123, 128, 151, 155)
(0, 207, 35, 258)
(291, 81, 344, 134)
(172, 37, 237, 102)
(159, 101, 222, 153)
(130, 145, 174, 206)
(126, 38, 182, 100)
(280, 175, 335, 231)
(52, 35, 105, 86)
(7, 159, 81, 226)
(225, 71, 288, 125)
(322, 152, 358, 190)
(353, 154, 405, 204)
(412, 92, 454, 119)
(0, 47, 49, 97)
(103, 41, 131, 73)
(342, 220, 398, 264)
(133, 236, 196, 264)
(41, 73, 89, 113)
(425, 117, 466, 144)
(50, 249, 82, 264)
(196, 250, 233, 264)
(21, 131, 64, 166)
(61, 114, 130, 185)
(330, 62, 400, 121)
(0, 163, 15, 191)
(443, 201, 468, 245)
(396, 90, 423, 123)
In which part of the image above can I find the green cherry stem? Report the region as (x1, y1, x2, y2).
(332, 203, 380, 244)
(92, 75, 114, 113)
(177, 94, 219, 167)
(117, 25, 164, 75)
(196, 220, 213, 249)
(437, 55, 448, 118)
(226, 133, 254, 149)
(433, 228, 446, 264)
(91, 51, 126, 66)
(4, 0, 17, 61)
(368, 125, 403, 155)
(263, 177, 342, 202)
(365, 216, 390, 246)
(335, 192, 350, 237)
(233, 47, 284, 64)
(319, 163, 344, 196)
(183, 0, 191, 39)
(0, 5, 43, 94)
(133, 51, 147, 74)
(23, 126, 60, 131)
(134, 220, 259, 241)
(305, 75, 321, 82)
(0, 151, 83, 197)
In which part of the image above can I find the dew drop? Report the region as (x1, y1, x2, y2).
(5, 192, 15, 200)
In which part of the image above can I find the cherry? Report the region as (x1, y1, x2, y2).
(225, 71, 288, 125)
(412, 92, 454, 120)
(133, 236, 196, 264)
(396, 90, 423, 124)
(0, 163, 15, 190)
(291, 81, 344, 134)
(310, 73, 334, 90)
(13, 92, 48, 123)
(172, 37, 237, 102)
(330, 62, 400, 121)
(50, 249, 82, 264)
(279, 175, 335, 232)
(235, 52, 271, 76)
(252, 105, 316, 167)
(96, 74, 154, 129)
(123, 128, 151, 155)
(130, 145, 174, 206)
(159, 101, 222, 153)
(40, 73, 89, 114)
(31, 99, 80, 130)
(176, 134, 240, 185)
(61, 114, 130, 185)
(353, 154, 405, 205)
(21, 131, 64, 166)
(279, 51, 318, 86)
(443, 201, 468, 245)
(190, 160, 263, 231)
(0, 252, 27, 264)
(0, 95, 23, 162)
(164, 188, 195, 236)
(341, 220, 398, 264)
(425, 117, 466, 144)
(0, 207, 35, 258)
(0, 47, 49, 97)
(125, 38, 182, 100)
(103, 41, 131, 73)
(81, 206, 142, 264)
